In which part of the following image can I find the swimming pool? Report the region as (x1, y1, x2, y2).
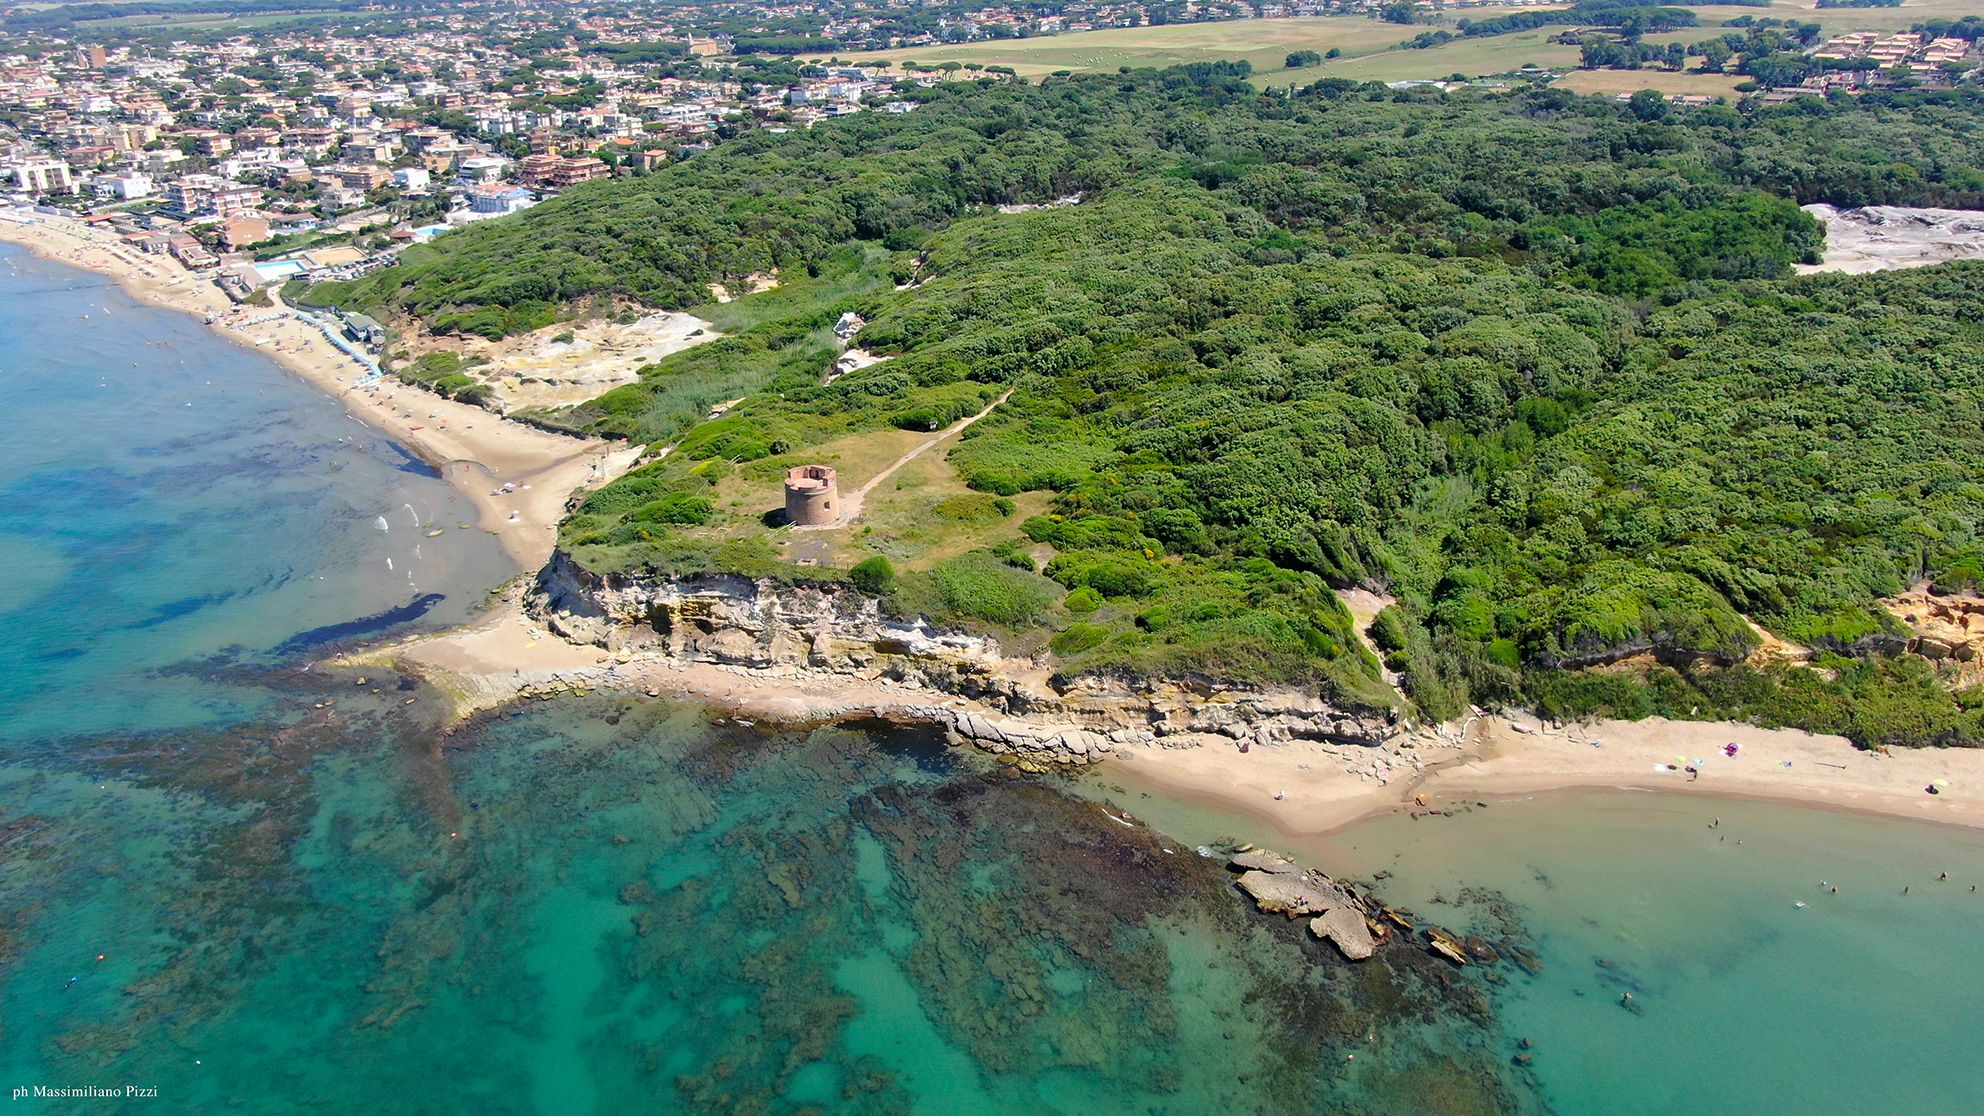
(251, 259, 306, 282)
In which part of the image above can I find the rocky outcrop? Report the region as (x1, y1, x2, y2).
(1228, 848, 1300, 874)
(1425, 926, 1469, 966)
(531, 551, 1401, 766)
(1311, 906, 1376, 961)
(1225, 847, 1380, 962)
(1884, 585, 1984, 667)
(1235, 869, 1357, 916)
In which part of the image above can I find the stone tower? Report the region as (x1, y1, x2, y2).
(783, 465, 838, 526)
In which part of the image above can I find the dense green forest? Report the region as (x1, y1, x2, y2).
(317, 70, 1984, 746)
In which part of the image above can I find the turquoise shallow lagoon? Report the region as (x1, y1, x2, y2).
(1091, 780, 1984, 1116)
(1330, 793, 1984, 1116)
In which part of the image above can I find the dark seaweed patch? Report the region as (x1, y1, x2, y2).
(269, 592, 445, 658)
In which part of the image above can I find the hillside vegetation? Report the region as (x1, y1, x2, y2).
(317, 71, 1984, 745)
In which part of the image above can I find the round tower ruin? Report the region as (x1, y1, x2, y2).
(783, 465, 839, 526)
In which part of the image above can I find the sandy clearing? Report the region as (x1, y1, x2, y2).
(1798, 204, 1984, 275)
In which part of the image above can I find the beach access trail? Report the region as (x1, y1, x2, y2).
(0, 211, 634, 569)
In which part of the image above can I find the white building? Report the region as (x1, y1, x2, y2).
(393, 166, 431, 193)
(465, 182, 534, 215)
(455, 155, 509, 184)
(10, 161, 74, 194)
(95, 171, 154, 200)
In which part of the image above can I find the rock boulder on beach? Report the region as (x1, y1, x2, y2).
(1235, 870, 1356, 917)
(1228, 849, 1298, 874)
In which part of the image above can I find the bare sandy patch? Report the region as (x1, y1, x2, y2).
(707, 271, 780, 303)
(1798, 205, 1984, 275)
(399, 309, 719, 412)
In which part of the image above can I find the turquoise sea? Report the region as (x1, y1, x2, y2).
(2, 240, 1976, 1114)
(0, 245, 514, 748)
(1096, 784, 1984, 1115)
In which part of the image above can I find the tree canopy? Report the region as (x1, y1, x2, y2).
(315, 71, 1984, 745)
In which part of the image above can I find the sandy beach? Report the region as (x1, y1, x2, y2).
(362, 579, 1984, 837)
(0, 210, 636, 569)
(1107, 713, 1984, 836)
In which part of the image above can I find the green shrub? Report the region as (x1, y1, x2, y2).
(630, 493, 714, 525)
(1046, 555, 1160, 599)
(1051, 622, 1112, 655)
(932, 493, 1011, 526)
(1370, 608, 1411, 653)
(930, 551, 1058, 627)
(1064, 586, 1102, 613)
(850, 555, 896, 594)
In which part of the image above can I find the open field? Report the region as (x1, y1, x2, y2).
(839, 1, 1984, 88)
(1270, 0, 1984, 85)
(1552, 67, 1749, 97)
(834, 11, 1563, 77)
(1287, 28, 1580, 83)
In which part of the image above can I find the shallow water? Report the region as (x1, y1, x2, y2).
(0, 245, 516, 747)
(1331, 795, 1984, 1116)
(0, 245, 1534, 1113)
(4, 697, 1536, 1114)
(1084, 777, 1984, 1116)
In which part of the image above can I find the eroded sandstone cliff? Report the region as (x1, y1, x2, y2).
(531, 551, 1401, 766)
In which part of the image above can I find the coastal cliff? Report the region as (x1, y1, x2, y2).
(530, 550, 1401, 767)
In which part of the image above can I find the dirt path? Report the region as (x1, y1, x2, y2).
(800, 388, 1012, 529)
(1335, 588, 1393, 662)
(1743, 615, 1810, 667)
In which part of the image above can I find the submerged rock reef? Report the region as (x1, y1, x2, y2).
(1220, 845, 1532, 975)
(532, 553, 1400, 768)
(9, 686, 1546, 1114)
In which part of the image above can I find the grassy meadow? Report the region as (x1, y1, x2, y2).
(1282, 28, 1582, 84)
(835, 1, 1984, 89)
(1551, 68, 1749, 97)
(833, 14, 1507, 78)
